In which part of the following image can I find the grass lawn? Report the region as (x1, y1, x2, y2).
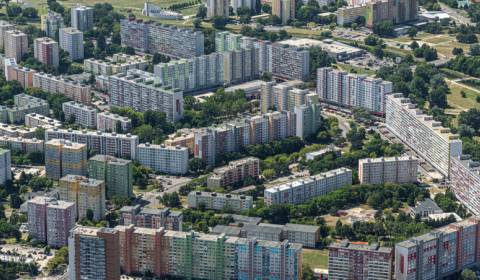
(302, 249, 329, 270)
(335, 63, 376, 76)
(446, 79, 480, 111)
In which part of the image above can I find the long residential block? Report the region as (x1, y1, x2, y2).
(187, 191, 253, 212)
(84, 53, 148, 76)
(45, 128, 139, 159)
(135, 143, 188, 175)
(108, 70, 184, 122)
(0, 135, 44, 153)
(317, 67, 393, 115)
(386, 93, 462, 177)
(119, 205, 183, 231)
(264, 167, 352, 205)
(120, 19, 204, 58)
(96, 112, 131, 133)
(33, 72, 91, 104)
(450, 155, 480, 216)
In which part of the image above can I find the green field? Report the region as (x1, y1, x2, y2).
(302, 249, 329, 270)
(446, 79, 480, 111)
(27, 0, 201, 16)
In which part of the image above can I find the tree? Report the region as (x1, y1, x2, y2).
(461, 269, 477, 280)
(193, 18, 202, 29)
(86, 209, 94, 221)
(372, 20, 394, 37)
(22, 7, 38, 18)
(7, 3, 22, 17)
(407, 27, 418, 39)
(302, 265, 315, 280)
(160, 192, 181, 208)
(452, 47, 464, 56)
(28, 177, 53, 192)
(196, 5, 207, 19)
(189, 158, 206, 174)
(211, 16, 228, 29)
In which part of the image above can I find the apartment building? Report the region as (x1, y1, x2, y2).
(272, 0, 296, 24)
(207, 157, 260, 188)
(295, 103, 322, 139)
(68, 226, 120, 280)
(386, 93, 462, 177)
(33, 72, 91, 104)
(216, 222, 320, 248)
(112, 226, 302, 280)
(96, 112, 131, 133)
(0, 21, 14, 50)
(232, 0, 257, 14)
(264, 167, 353, 205)
(0, 149, 11, 185)
(187, 191, 253, 212)
(164, 128, 196, 153)
(34, 37, 59, 67)
(84, 53, 148, 76)
(62, 101, 97, 128)
(59, 27, 84, 60)
(450, 155, 480, 216)
(88, 154, 133, 198)
(153, 52, 224, 93)
(317, 67, 393, 115)
(207, 0, 229, 18)
(193, 111, 296, 166)
(59, 175, 105, 220)
(0, 123, 35, 138)
(27, 196, 76, 247)
(4, 30, 27, 61)
(70, 4, 94, 31)
(45, 128, 139, 159)
(108, 70, 184, 122)
(0, 93, 49, 124)
(120, 19, 204, 58)
(45, 139, 87, 180)
(260, 82, 311, 113)
(271, 43, 309, 81)
(0, 135, 44, 153)
(395, 217, 480, 280)
(337, 0, 418, 27)
(41, 11, 64, 39)
(135, 143, 189, 175)
(25, 113, 62, 129)
(119, 205, 183, 231)
(329, 241, 393, 280)
(358, 156, 418, 185)
(223, 47, 258, 85)
(4, 58, 35, 88)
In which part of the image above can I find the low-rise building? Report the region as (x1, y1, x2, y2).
(264, 167, 353, 205)
(187, 191, 253, 212)
(135, 143, 189, 175)
(410, 198, 443, 218)
(358, 156, 418, 185)
(207, 157, 260, 188)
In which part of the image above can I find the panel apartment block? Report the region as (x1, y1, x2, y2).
(358, 155, 418, 185)
(108, 70, 183, 122)
(385, 93, 462, 177)
(187, 191, 253, 212)
(120, 19, 204, 58)
(136, 143, 189, 175)
(264, 167, 352, 205)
